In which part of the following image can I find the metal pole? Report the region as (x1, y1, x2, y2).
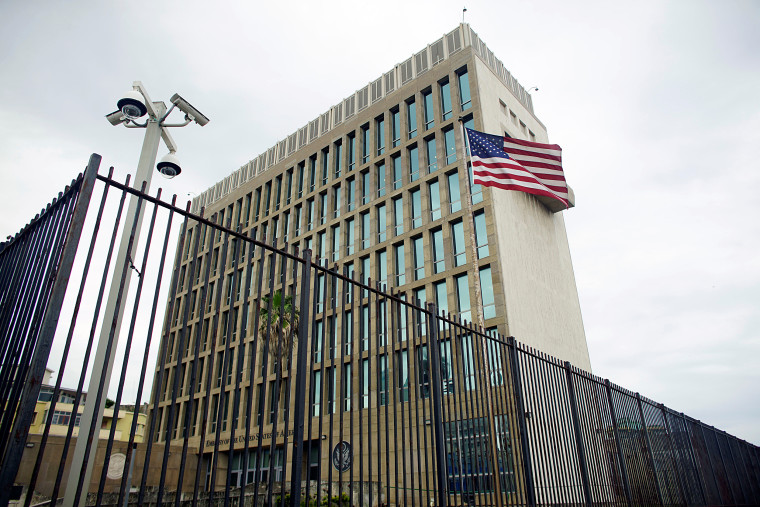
(427, 303, 448, 507)
(63, 107, 163, 507)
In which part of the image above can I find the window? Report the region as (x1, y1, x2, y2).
(282, 211, 290, 242)
(334, 141, 342, 178)
(346, 218, 355, 256)
(317, 231, 326, 260)
(309, 156, 317, 191)
(429, 180, 441, 221)
(307, 199, 314, 231)
(285, 170, 293, 205)
(397, 293, 408, 341)
(345, 262, 355, 303)
(392, 156, 403, 190)
(332, 186, 341, 218)
(376, 204, 386, 243)
(414, 287, 427, 332)
(392, 242, 405, 290)
(474, 211, 489, 258)
(409, 146, 419, 182)
(347, 177, 356, 211)
(458, 69, 471, 110)
(361, 212, 370, 249)
(432, 228, 444, 274)
(294, 205, 302, 236)
(422, 91, 434, 130)
(440, 80, 452, 121)
(406, 99, 417, 139)
(360, 302, 369, 350)
(263, 182, 271, 216)
(343, 363, 352, 412)
(434, 280, 448, 315)
(455, 273, 471, 323)
(253, 189, 261, 221)
(444, 128, 456, 165)
(426, 137, 438, 173)
(376, 117, 385, 156)
(480, 266, 496, 320)
(321, 149, 329, 185)
(297, 162, 305, 197)
(243, 193, 251, 227)
(361, 125, 370, 164)
(361, 171, 370, 205)
(393, 196, 404, 236)
(361, 359, 370, 408)
(311, 370, 322, 417)
(377, 249, 387, 287)
(447, 172, 461, 213)
(391, 109, 401, 147)
(348, 134, 356, 172)
(343, 310, 353, 355)
(410, 189, 422, 229)
(451, 220, 465, 266)
(331, 224, 341, 261)
(412, 236, 425, 281)
(314, 320, 324, 362)
(379, 354, 388, 406)
(397, 350, 409, 402)
(376, 162, 386, 198)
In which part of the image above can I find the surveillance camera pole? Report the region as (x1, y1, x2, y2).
(63, 84, 182, 507)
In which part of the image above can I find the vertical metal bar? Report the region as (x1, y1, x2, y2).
(426, 303, 448, 507)
(563, 362, 592, 507)
(636, 393, 664, 506)
(388, 291, 400, 507)
(289, 250, 312, 507)
(0, 155, 98, 504)
(380, 285, 391, 507)
(507, 337, 535, 507)
(604, 380, 633, 506)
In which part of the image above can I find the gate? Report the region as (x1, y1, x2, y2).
(0, 156, 758, 507)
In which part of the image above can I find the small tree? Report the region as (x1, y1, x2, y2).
(259, 290, 300, 371)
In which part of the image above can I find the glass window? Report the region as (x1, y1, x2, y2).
(417, 345, 430, 398)
(429, 180, 441, 221)
(480, 266, 496, 320)
(317, 231, 326, 260)
(360, 256, 370, 298)
(285, 170, 293, 205)
(361, 212, 370, 250)
(243, 194, 251, 227)
(379, 354, 388, 406)
(343, 363, 352, 412)
(462, 117, 482, 204)
(309, 156, 317, 191)
(423, 91, 434, 130)
(348, 134, 356, 172)
(397, 350, 409, 402)
(451, 220, 465, 267)
(412, 236, 425, 281)
(282, 211, 290, 242)
(361, 171, 370, 205)
(440, 80, 452, 121)
(391, 109, 401, 148)
(397, 293, 408, 341)
(311, 370, 321, 416)
(297, 163, 305, 197)
(394, 243, 405, 287)
(294, 205, 302, 236)
(458, 70, 471, 110)
(455, 273, 471, 323)
(426, 137, 438, 173)
(347, 177, 356, 212)
(307, 199, 314, 231)
(393, 196, 404, 236)
(432, 228, 444, 274)
(448, 172, 461, 213)
(361, 302, 370, 350)
(376, 162, 386, 197)
(376, 204, 386, 243)
(361, 358, 370, 408)
(334, 141, 342, 179)
(263, 182, 271, 216)
(474, 211, 489, 258)
(377, 249, 387, 287)
(414, 287, 426, 332)
(444, 128, 456, 165)
(392, 155, 403, 190)
(253, 189, 261, 221)
(409, 146, 419, 182)
(411, 189, 422, 229)
(346, 218, 355, 256)
(321, 150, 329, 185)
(406, 99, 417, 139)
(361, 125, 370, 164)
(333, 185, 341, 218)
(434, 280, 448, 315)
(274, 177, 282, 211)
(376, 117, 385, 156)
(319, 193, 327, 225)
(332, 224, 340, 262)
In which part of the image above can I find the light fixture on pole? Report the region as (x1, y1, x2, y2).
(63, 82, 209, 507)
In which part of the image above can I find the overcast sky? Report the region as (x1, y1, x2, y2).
(1, 1, 758, 443)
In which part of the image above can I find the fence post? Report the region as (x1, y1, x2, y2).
(0, 154, 100, 505)
(507, 337, 536, 507)
(564, 361, 592, 507)
(290, 250, 313, 507)
(636, 393, 664, 506)
(426, 303, 448, 507)
(604, 380, 632, 507)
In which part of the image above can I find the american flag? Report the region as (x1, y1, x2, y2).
(465, 128, 569, 208)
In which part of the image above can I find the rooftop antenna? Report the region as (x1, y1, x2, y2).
(462, 7, 467, 23)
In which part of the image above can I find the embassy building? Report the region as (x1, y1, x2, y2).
(152, 23, 592, 501)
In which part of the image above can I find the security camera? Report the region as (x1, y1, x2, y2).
(117, 89, 147, 119)
(170, 94, 209, 126)
(157, 152, 181, 178)
(105, 110, 126, 126)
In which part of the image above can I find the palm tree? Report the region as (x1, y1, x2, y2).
(259, 290, 299, 372)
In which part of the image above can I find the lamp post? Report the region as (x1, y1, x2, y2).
(63, 82, 209, 507)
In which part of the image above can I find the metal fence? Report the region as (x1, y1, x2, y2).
(0, 157, 758, 507)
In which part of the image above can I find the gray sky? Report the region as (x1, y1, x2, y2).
(1, 1, 758, 443)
